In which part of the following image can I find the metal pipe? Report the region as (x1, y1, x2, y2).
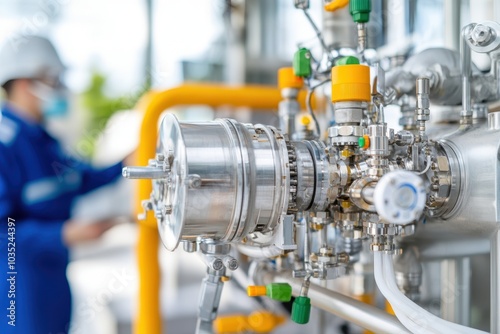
(415, 77, 430, 140)
(263, 271, 410, 333)
(134, 83, 305, 334)
(461, 24, 475, 123)
(414, 238, 490, 261)
(440, 258, 471, 326)
(492, 228, 500, 333)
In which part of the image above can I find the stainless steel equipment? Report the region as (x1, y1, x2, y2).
(124, 4, 500, 333)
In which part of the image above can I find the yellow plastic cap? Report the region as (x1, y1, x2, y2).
(300, 114, 312, 126)
(248, 311, 286, 333)
(324, 0, 349, 12)
(278, 67, 304, 90)
(213, 315, 247, 334)
(331, 64, 371, 102)
(247, 286, 267, 297)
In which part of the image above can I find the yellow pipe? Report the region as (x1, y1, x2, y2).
(135, 83, 313, 334)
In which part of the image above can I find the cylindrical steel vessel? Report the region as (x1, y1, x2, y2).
(155, 114, 291, 250)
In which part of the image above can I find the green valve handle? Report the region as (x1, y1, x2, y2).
(247, 283, 292, 302)
(267, 283, 292, 302)
(349, 0, 371, 23)
(291, 296, 311, 324)
(293, 48, 312, 77)
(335, 56, 360, 66)
(358, 136, 365, 148)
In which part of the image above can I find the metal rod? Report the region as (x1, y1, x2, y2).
(414, 238, 490, 261)
(416, 77, 430, 141)
(122, 166, 168, 179)
(440, 258, 471, 326)
(265, 272, 410, 333)
(460, 24, 475, 124)
(457, 257, 471, 326)
(492, 228, 500, 333)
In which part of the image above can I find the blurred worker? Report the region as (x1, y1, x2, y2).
(0, 36, 126, 333)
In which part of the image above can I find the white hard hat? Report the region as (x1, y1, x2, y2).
(0, 35, 65, 86)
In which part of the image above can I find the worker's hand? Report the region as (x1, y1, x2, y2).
(124, 150, 137, 166)
(62, 219, 117, 247)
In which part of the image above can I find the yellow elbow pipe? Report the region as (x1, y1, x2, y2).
(135, 83, 317, 334)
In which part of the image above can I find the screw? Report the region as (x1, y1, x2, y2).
(186, 174, 202, 188)
(223, 256, 239, 271)
(471, 24, 493, 45)
(211, 258, 224, 271)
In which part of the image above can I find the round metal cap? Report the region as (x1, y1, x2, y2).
(156, 114, 187, 251)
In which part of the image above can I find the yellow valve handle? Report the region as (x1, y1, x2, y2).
(324, 0, 349, 12)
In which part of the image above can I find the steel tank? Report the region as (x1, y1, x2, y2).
(418, 114, 500, 239)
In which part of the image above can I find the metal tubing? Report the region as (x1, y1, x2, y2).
(265, 272, 410, 333)
(415, 238, 490, 261)
(460, 24, 475, 123)
(440, 258, 471, 326)
(492, 228, 500, 333)
(135, 83, 306, 334)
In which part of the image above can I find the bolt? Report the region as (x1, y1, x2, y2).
(183, 241, 197, 253)
(223, 256, 239, 271)
(337, 252, 350, 264)
(293, 269, 308, 278)
(164, 205, 173, 215)
(186, 174, 202, 188)
(471, 24, 493, 45)
(211, 258, 224, 271)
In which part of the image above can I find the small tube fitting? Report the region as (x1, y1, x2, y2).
(415, 77, 430, 141)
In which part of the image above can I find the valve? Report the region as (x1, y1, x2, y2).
(247, 283, 292, 302)
(373, 170, 427, 225)
(291, 296, 311, 325)
(291, 276, 312, 324)
(349, 0, 371, 23)
(293, 48, 312, 77)
(349, 0, 371, 58)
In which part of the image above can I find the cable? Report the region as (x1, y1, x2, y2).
(302, 9, 330, 59)
(306, 78, 331, 138)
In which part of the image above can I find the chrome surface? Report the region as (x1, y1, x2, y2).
(264, 271, 410, 334)
(155, 114, 290, 250)
(292, 141, 315, 211)
(303, 140, 330, 211)
(421, 121, 500, 237)
(492, 228, 500, 334)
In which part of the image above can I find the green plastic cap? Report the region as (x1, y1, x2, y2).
(266, 283, 292, 302)
(291, 296, 311, 324)
(358, 136, 365, 148)
(349, 0, 371, 23)
(335, 56, 360, 66)
(293, 48, 312, 77)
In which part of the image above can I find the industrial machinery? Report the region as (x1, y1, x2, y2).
(124, 1, 500, 333)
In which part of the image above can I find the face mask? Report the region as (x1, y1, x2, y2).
(31, 80, 70, 118)
(41, 95, 69, 117)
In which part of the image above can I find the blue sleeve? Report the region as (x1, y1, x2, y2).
(6, 219, 68, 262)
(76, 160, 124, 195)
(0, 145, 67, 260)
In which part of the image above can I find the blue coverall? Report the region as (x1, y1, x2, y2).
(0, 104, 123, 334)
